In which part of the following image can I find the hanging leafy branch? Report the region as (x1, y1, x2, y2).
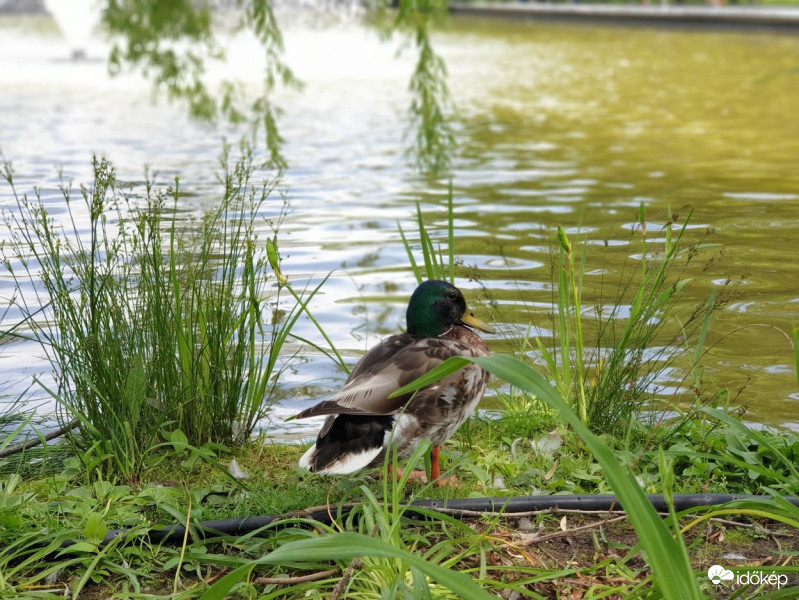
(389, 0, 456, 176)
(101, 1, 455, 175)
(103, 0, 298, 170)
(105, 1, 219, 120)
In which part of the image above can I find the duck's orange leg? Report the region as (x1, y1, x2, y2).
(430, 445, 459, 486)
(388, 446, 457, 486)
(430, 445, 441, 481)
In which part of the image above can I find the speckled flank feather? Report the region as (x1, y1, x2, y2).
(294, 280, 492, 476)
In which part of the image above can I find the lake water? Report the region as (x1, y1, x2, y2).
(1, 10, 798, 435)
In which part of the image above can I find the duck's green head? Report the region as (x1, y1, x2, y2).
(406, 280, 493, 338)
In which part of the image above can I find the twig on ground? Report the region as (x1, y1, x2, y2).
(254, 567, 340, 586)
(329, 558, 361, 600)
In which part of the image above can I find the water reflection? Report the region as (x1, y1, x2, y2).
(1, 11, 798, 431)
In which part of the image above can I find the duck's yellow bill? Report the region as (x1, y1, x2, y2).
(460, 310, 495, 334)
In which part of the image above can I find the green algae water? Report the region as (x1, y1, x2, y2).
(0, 11, 797, 430)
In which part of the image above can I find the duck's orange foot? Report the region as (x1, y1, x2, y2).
(392, 467, 460, 486)
(396, 468, 429, 483)
(432, 474, 460, 487)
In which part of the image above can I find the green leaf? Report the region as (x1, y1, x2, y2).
(475, 354, 702, 600)
(58, 541, 98, 555)
(556, 225, 571, 254)
(165, 429, 189, 446)
(535, 337, 558, 379)
(702, 406, 799, 489)
(200, 532, 495, 600)
(84, 512, 107, 545)
(398, 220, 423, 284)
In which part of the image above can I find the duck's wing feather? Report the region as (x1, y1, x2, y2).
(295, 330, 486, 420)
(346, 332, 413, 380)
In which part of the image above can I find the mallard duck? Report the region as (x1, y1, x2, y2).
(296, 279, 492, 482)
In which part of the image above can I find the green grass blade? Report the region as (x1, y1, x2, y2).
(752, 586, 799, 600)
(475, 355, 703, 599)
(694, 287, 715, 367)
(416, 202, 436, 281)
(199, 531, 495, 600)
(535, 337, 559, 384)
(474, 355, 701, 599)
(447, 181, 454, 284)
(398, 220, 424, 285)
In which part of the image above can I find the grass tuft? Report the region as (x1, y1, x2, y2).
(1, 145, 300, 481)
(532, 205, 742, 442)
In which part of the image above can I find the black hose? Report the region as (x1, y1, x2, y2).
(412, 493, 799, 513)
(98, 493, 799, 547)
(102, 508, 336, 546)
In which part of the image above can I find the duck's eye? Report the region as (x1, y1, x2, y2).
(446, 290, 457, 299)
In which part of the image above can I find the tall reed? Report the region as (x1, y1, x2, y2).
(1, 147, 300, 480)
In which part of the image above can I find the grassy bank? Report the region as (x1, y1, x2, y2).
(0, 407, 798, 598)
(1, 159, 798, 598)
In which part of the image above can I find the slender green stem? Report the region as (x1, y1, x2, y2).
(447, 181, 454, 284)
(558, 226, 586, 423)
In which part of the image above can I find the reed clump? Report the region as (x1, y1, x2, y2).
(1, 147, 296, 481)
(538, 205, 742, 440)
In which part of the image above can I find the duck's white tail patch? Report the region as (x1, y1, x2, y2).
(298, 444, 318, 471)
(298, 443, 383, 475)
